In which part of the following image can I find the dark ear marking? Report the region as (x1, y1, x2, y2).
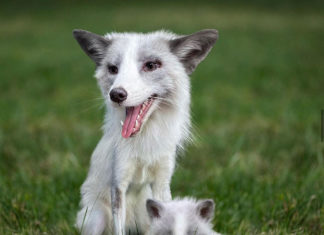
(73, 29, 111, 66)
(146, 199, 163, 220)
(196, 199, 215, 222)
(169, 29, 218, 74)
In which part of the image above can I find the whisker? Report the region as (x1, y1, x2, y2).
(78, 101, 105, 114)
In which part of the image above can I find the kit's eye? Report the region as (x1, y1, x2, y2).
(143, 60, 162, 72)
(108, 65, 118, 74)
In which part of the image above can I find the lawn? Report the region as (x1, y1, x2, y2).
(0, 1, 323, 234)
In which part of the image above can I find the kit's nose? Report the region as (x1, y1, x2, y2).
(110, 87, 128, 103)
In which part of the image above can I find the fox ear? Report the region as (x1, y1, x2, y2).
(196, 199, 215, 222)
(73, 29, 110, 66)
(146, 199, 164, 220)
(170, 29, 218, 74)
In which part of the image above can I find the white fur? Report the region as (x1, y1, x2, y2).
(146, 197, 221, 235)
(73, 29, 218, 235)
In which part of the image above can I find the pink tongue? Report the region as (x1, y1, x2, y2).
(122, 105, 142, 138)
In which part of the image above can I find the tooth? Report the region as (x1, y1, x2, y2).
(120, 120, 124, 126)
(136, 120, 138, 127)
(140, 109, 143, 115)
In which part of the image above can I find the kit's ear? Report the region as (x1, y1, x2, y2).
(169, 29, 218, 74)
(196, 199, 215, 222)
(73, 29, 110, 65)
(146, 199, 164, 220)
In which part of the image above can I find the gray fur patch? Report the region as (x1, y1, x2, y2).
(112, 188, 122, 210)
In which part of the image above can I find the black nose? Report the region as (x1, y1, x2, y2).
(110, 87, 128, 103)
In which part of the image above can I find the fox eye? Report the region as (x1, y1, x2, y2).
(108, 65, 118, 74)
(143, 61, 161, 72)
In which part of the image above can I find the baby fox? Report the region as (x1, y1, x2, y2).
(146, 198, 221, 235)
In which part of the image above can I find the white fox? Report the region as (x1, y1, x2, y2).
(73, 29, 218, 234)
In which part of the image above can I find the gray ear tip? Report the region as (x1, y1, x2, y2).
(206, 199, 215, 207)
(72, 29, 84, 37)
(72, 29, 92, 40)
(146, 199, 155, 206)
(204, 29, 219, 40)
(202, 199, 215, 205)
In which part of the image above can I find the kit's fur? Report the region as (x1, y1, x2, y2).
(73, 29, 218, 234)
(146, 197, 221, 235)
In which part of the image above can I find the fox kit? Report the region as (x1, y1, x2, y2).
(73, 29, 218, 234)
(146, 198, 221, 235)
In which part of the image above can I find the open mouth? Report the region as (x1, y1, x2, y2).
(121, 96, 156, 139)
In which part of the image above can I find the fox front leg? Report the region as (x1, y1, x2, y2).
(111, 152, 135, 235)
(151, 155, 175, 201)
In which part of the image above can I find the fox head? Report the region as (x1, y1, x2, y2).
(73, 29, 218, 139)
(146, 198, 218, 235)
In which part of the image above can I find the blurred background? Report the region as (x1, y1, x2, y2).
(0, 0, 323, 234)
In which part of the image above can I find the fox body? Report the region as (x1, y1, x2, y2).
(73, 29, 218, 234)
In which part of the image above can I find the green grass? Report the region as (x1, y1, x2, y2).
(0, 1, 323, 234)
